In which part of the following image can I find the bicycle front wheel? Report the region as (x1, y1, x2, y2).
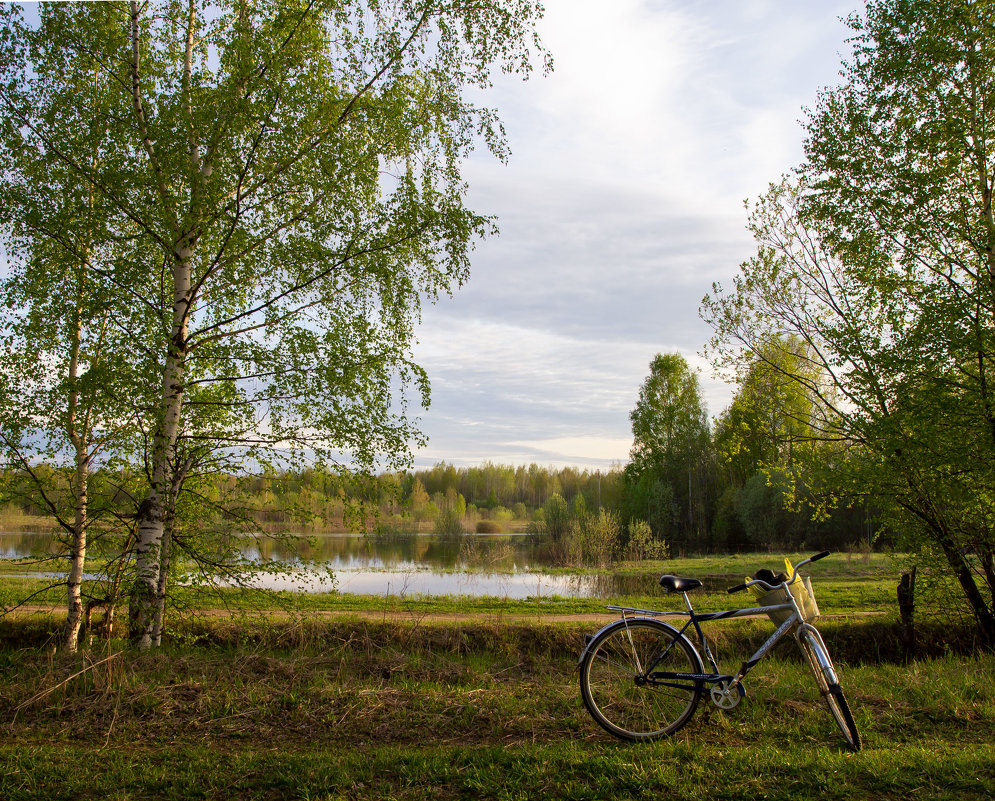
(798, 629, 861, 751)
(580, 618, 703, 741)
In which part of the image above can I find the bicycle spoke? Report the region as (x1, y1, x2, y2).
(580, 619, 701, 740)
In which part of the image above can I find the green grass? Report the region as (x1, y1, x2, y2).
(0, 616, 993, 800)
(4, 740, 994, 801)
(0, 574, 899, 625)
(5, 550, 986, 799)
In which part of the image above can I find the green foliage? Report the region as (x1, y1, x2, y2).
(623, 519, 669, 561)
(625, 353, 713, 550)
(712, 336, 826, 485)
(433, 488, 467, 534)
(629, 353, 710, 475)
(623, 471, 679, 540)
(540, 493, 570, 541)
(434, 507, 464, 536)
(413, 461, 618, 513)
(702, 0, 995, 641)
(0, 0, 550, 645)
(569, 493, 587, 520)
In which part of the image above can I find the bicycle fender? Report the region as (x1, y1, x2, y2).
(577, 617, 702, 669)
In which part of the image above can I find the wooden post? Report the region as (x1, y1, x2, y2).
(898, 567, 917, 661)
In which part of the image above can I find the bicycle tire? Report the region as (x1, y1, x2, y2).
(580, 618, 703, 741)
(798, 630, 861, 751)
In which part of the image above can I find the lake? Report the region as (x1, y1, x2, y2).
(0, 530, 662, 599)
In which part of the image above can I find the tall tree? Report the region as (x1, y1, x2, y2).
(0, 0, 549, 647)
(703, 0, 995, 641)
(712, 336, 828, 485)
(626, 353, 711, 547)
(0, 22, 155, 650)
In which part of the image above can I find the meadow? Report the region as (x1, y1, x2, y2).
(1, 552, 993, 800)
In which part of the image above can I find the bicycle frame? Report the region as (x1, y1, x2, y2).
(604, 586, 819, 696)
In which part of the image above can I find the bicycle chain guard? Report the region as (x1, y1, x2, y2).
(710, 680, 746, 710)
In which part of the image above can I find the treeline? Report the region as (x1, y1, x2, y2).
(0, 463, 625, 533)
(371, 463, 625, 525)
(617, 349, 876, 557)
(1, 446, 868, 554)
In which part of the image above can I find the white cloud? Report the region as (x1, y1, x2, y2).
(411, 1, 858, 468)
(410, 317, 732, 468)
(509, 436, 633, 463)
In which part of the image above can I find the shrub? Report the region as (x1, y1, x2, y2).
(476, 520, 502, 534)
(550, 510, 621, 568)
(434, 507, 464, 535)
(624, 519, 669, 560)
(542, 494, 570, 541)
(576, 510, 621, 568)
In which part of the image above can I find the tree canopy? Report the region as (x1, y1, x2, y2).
(702, 0, 995, 643)
(625, 353, 711, 547)
(0, 0, 549, 647)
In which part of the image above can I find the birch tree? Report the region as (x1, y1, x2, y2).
(0, 18, 153, 650)
(0, 0, 548, 648)
(703, 177, 995, 642)
(702, 0, 995, 643)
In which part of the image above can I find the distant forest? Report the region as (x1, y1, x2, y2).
(3, 451, 870, 557)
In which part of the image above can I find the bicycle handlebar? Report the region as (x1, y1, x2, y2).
(726, 551, 831, 594)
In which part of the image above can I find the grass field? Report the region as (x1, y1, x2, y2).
(1, 551, 993, 800)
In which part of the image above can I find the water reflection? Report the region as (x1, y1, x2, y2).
(241, 531, 544, 571)
(0, 531, 674, 599)
(0, 530, 66, 559)
(243, 567, 598, 599)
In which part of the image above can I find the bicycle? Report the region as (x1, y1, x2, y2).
(578, 551, 861, 750)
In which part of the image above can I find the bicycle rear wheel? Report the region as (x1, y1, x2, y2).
(580, 618, 703, 741)
(798, 629, 861, 751)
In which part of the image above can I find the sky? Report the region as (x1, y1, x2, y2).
(408, 0, 860, 471)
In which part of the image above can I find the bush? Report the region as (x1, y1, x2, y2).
(624, 519, 669, 560)
(434, 507, 464, 535)
(542, 494, 570, 541)
(551, 510, 621, 568)
(476, 520, 502, 534)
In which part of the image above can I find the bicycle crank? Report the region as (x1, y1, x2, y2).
(710, 680, 746, 710)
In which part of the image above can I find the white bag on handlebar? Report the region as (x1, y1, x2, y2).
(758, 575, 820, 624)
(747, 558, 820, 624)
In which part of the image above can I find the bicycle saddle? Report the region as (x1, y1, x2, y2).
(658, 575, 702, 593)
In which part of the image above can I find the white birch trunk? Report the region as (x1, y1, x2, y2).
(64, 450, 88, 653)
(127, 0, 199, 648)
(130, 252, 191, 648)
(151, 523, 172, 647)
(64, 286, 89, 653)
